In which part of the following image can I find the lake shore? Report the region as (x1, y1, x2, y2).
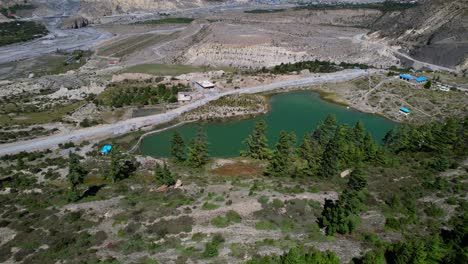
(139, 90, 395, 157)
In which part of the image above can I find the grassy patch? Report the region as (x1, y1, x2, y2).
(255, 220, 277, 230)
(0, 21, 47, 46)
(211, 210, 242, 228)
(211, 162, 263, 177)
(295, 1, 418, 12)
(31, 51, 91, 77)
(133, 18, 194, 25)
(202, 202, 219, 210)
(122, 63, 234, 76)
(98, 33, 176, 57)
(244, 9, 285, 14)
(0, 102, 84, 126)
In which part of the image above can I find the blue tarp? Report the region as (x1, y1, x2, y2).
(399, 74, 414, 80)
(101, 145, 112, 154)
(416, 77, 427, 82)
(400, 107, 410, 114)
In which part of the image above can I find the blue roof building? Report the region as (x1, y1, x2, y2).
(399, 74, 414, 81)
(416, 77, 427, 83)
(399, 107, 410, 114)
(101, 144, 113, 155)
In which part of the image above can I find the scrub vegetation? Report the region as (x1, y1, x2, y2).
(1, 114, 465, 263)
(96, 80, 190, 107)
(133, 17, 194, 25)
(263, 60, 369, 74)
(0, 21, 48, 46)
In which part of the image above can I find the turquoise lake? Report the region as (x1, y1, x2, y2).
(140, 91, 395, 157)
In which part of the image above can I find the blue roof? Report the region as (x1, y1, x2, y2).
(400, 74, 414, 80)
(416, 77, 427, 82)
(101, 144, 113, 154)
(399, 107, 410, 113)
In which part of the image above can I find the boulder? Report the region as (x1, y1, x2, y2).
(174, 179, 183, 189)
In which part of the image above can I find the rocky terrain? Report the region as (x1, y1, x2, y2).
(371, 0, 468, 70)
(61, 15, 90, 29)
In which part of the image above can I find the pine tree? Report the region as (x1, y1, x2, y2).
(171, 131, 185, 162)
(264, 131, 296, 177)
(319, 131, 341, 178)
(347, 167, 367, 192)
(107, 146, 136, 183)
(67, 152, 87, 201)
(352, 121, 365, 146)
(313, 114, 338, 145)
(298, 134, 321, 177)
(187, 127, 209, 168)
(154, 162, 175, 186)
(241, 120, 271, 160)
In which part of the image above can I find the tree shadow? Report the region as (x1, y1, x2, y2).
(79, 184, 106, 200)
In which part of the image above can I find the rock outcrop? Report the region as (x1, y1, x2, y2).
(61, 15, 90, 29)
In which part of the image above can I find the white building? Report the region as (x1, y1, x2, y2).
(177, 92, 192, 102)
(195, 80, 215, 89)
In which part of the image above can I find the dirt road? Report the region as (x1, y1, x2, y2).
(0, 69, 371, 156)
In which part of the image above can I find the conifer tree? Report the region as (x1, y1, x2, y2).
(347, 167, 368, 192)
(187, 127, 209, 168)
(170, 131, 185, 162)
(264, 131, 296, 177)
(352, 121, 365, 146)
(313, 114, 338, 145)
(107, 146, 136, 183)
(298, 134, 321, 177)
(154, 162, 175, 186)
(67, 152, 87, 200)
(319, 131, 341, 178)
(241, 120, 271, 160)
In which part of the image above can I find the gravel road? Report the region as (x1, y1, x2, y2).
(0, 69, 371, 156)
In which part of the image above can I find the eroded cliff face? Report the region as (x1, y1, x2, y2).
(372, 0, 468, 69)
(78, 0, 248, 17)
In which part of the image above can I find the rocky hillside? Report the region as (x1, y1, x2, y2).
(60, 15, 89, 29)
(79, 0, 243, 17)
(371, 0, 468, 70)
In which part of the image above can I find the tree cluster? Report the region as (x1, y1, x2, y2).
(320, 168, 368, 235)
(383, 117, 467, 156)
(353, 211, 467, 264)
(264, 60, 369, 74)
(106, 146, 137, 183)
(0, 21, 48, 47)
(242, 115, 380, 178)
(241, 120, 271, 160)
(96, 83, 189, 108)
(170, 128, 209, 168)
(154, 162, 175, 186)
(246, 245, 340, 264)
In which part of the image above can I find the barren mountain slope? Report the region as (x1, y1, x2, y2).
(371, 0, 468, 69)
(173, 9, 397, 69)
(79, 0, 246, 17)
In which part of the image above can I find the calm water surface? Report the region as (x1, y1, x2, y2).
(140, 91, 395, 157)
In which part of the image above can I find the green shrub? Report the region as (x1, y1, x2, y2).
(202, 202, 219, 210)
(226, 210, 242, 223)
(211, 215, 230, 228)
(272, 199, 284, 208)
(202, 234, 224, 258)
(191, 232, 206, 242)
(255, 220, 277, 230)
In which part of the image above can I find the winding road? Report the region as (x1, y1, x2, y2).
(0, 69, 371, 156)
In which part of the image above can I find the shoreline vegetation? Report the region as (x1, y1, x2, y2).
(120, 88, 388, 154)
